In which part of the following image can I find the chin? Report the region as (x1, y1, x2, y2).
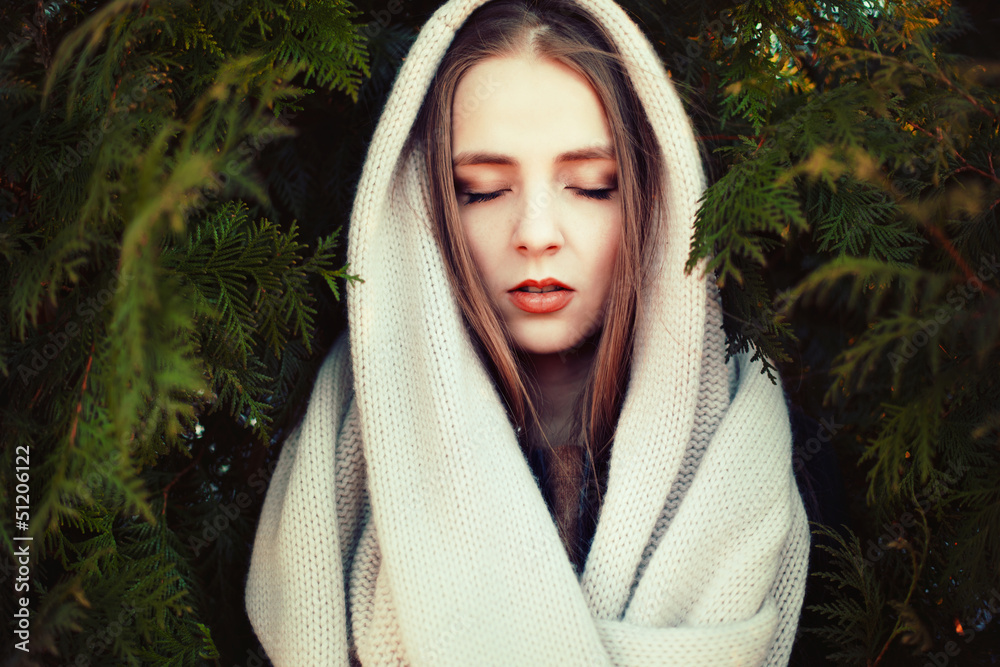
(509, 322, 589, 356)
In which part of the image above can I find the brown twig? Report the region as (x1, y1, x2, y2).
(910, 122, 1000, 186)
(848, 49, 998, 122)
(924, 224, 974, 281)
(870, 632, 892, 666)
(952, 162, 1000, 186)
(930, 71, 997, 122)
(28, 383, 44, 410)
(68, 340, 96, 448)
(905, 123, 999, 295)
(926, 224, 997, 296)
(869, 499, 931, 666)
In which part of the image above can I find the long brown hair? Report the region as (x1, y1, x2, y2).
(410, 0, 664, 510)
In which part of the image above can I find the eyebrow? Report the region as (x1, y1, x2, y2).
(452, 144, 616, 168)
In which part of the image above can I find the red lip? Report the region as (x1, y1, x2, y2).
(509, 278, 573, 291)
(507, 278, 574, 314)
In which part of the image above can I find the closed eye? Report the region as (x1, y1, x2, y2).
(575, 188, 615, 201)
(459, 187, 615, 204)
(461, 190, 507, 205)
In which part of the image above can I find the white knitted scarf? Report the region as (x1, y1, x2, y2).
(244, 0, 811, 664)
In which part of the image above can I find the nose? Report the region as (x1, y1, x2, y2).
(512, 184, 563, 256)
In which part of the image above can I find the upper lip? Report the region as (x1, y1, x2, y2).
(509, 278, 573, 292)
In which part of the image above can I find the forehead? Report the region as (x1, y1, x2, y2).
(450, 55, 612, 160)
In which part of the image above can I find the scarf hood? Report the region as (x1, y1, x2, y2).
(245, 0, 811, 663)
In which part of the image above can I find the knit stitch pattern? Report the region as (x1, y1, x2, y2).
(244, 0, 811, 663)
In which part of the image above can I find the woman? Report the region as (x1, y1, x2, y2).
(245, 0, 811, 664)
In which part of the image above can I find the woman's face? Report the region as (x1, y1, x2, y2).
(451, 55, 622, 356)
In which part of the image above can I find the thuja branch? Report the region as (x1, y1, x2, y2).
(908, 122, 1000, 188)
(69, 340, 96, 448)
(869, 496, 933, 666)
(840, 48, 999, 122)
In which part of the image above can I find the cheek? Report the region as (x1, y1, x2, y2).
(461, 221, 503, 288)
(593, 216, 622, 284)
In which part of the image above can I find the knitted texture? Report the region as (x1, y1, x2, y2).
(244, 0, 812, 663)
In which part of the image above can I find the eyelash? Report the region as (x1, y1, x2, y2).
(461, 188, 615, 205)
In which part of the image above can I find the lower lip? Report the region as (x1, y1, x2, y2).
(507, 289, 574, 314)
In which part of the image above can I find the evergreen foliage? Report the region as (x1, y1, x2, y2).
(0, 0, 997, 664)
(1, 0, 365, 663)
(648, 0, 1000, 663)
